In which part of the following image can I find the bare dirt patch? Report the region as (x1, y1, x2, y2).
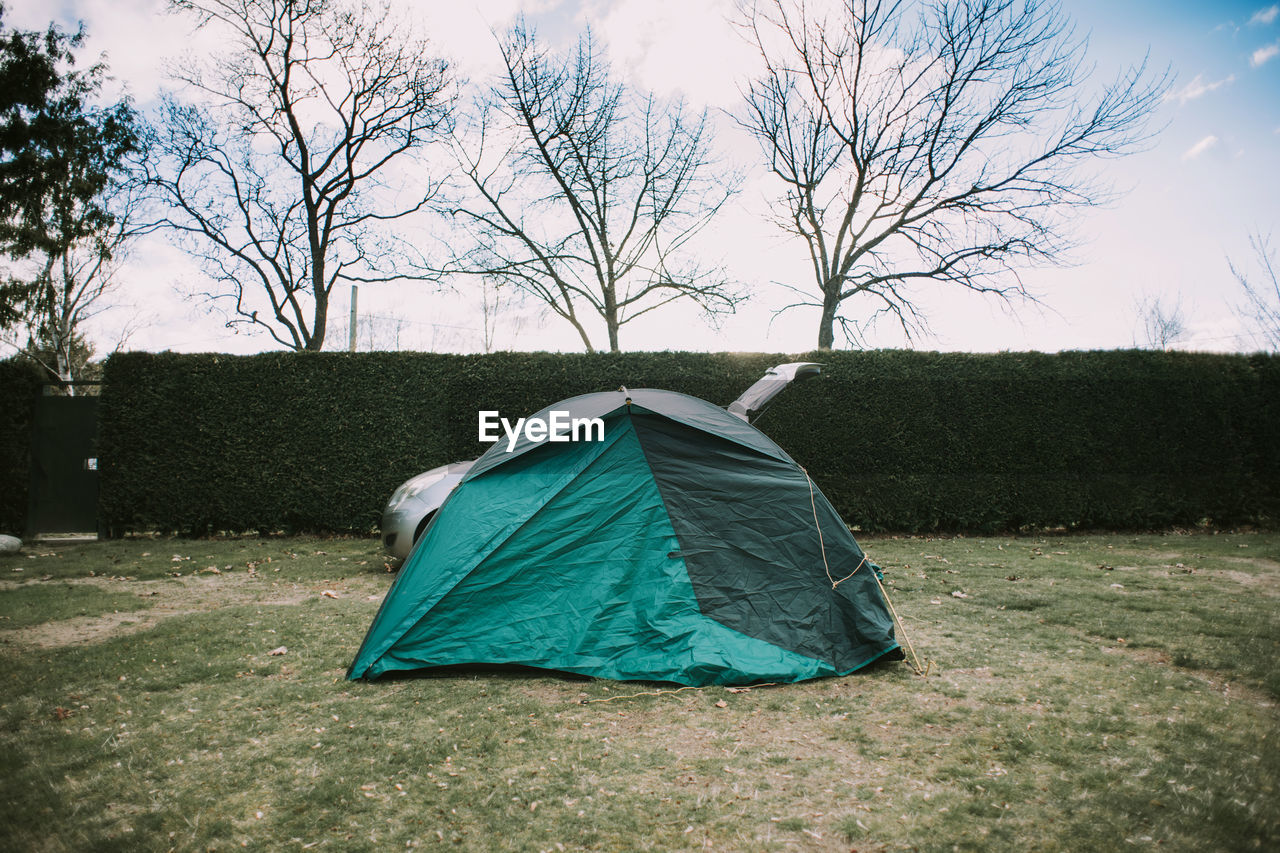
(0, 571, 383, 650)
(1209, 559, 1280, 596)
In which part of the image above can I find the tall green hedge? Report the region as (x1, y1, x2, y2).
(96, 351, 782, 536)
(97, 350, 1278, 536)
(762, 350, 1279, 531)
(0, 359, 43, 535)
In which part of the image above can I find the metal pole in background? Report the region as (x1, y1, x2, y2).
(349, 285, 358, 352)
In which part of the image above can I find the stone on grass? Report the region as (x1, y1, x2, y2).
(0, 534, 21, 555)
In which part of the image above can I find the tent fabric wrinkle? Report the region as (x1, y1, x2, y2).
(349, 387, 902, 686)
(356, 417, 630, 670)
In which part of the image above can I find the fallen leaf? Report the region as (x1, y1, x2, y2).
(951, 590, 969, 599)
(321, 590, 338, 599)
(714, 700, 728, 708)
(268, 646, 288, 656)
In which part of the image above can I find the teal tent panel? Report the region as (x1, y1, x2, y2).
(356, 417, 845, 685)
(348, 415, 634, 679)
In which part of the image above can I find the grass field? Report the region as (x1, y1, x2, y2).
(1, 532, 1276, 851)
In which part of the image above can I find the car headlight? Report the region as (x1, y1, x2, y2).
(387, 470, 449, 511)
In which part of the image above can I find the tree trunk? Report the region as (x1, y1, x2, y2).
(55, 310, 75, 395)
(606, 315, 620, 353)
(307, 256, 328, 351)
(56, 347, 74, 395)
(816, 286, 840, 350)
(574, 321, 596, 354)
(308, 292, 327, 351)
(603, 281, 620, 353)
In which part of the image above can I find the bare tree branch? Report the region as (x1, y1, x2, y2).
(147, 0, 453, 351)
(739, 0, 1169, 349)
(1134, 291, 1186, 350)
(0, 187, 142, 388)
(439, 22, 742, 353)
(1229, 231, 1280, 352)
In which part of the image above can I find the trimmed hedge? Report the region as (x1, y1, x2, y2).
(96, 351, 782, 536)
(97, 350, 1279, 536)
(0, 359, 43, 535)
(763, 350, 1279, 531)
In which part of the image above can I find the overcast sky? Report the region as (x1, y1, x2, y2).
(9, 0, 1280, 355)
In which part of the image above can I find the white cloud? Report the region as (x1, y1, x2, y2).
(416, 0, 535, 81)
(5, 0, 215, 103)
(1250, 5, 1280, 26)
(1170, 73, 1236, 104)
(1181, 135, 1219, 161)
(583, 0, 755, 108)
(1252, 42, 1280, 66)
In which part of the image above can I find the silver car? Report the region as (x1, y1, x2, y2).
(380, 460, 476, 560)
(380, 362, 821, 560)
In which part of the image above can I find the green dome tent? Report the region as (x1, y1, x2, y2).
(348, 389, 902, 686)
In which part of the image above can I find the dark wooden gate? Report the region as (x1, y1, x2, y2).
(27, 389, 100, 535)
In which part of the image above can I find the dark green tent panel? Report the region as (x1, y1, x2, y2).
(348, 389, 901, 686)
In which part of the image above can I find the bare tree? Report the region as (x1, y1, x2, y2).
(1134, 292, 1186, 351)
(149, 0, 453, 351)
(442, 24, 740, 353)
(479, 277, 539, 353)
(740, 0, 1168, 349)
(479, 277, 503, 354)
(1229, 231, 1279, 351)
(2, 195, 145, 390)
(327, 310, 406, 351)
